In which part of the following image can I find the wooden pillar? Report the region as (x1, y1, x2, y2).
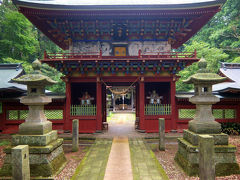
(139, 77, 145, 130)
(64, 79, 71, 131)
(0, 102, 6, 132)
(131, 88, 134, 111)
(171, 78, 177, 130)
(113, 93, 116, 112)
(236, 104, 240, 123)
(136, 84, 139, 117)
(102, 84, 107, 123)
(96, 77, 102, 130)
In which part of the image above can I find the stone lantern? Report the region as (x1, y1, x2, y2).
(0, 60, 66, 178)
(184, 58, 226, 134)
(14, 59, 56, 135)
(175, 58, 240, 176)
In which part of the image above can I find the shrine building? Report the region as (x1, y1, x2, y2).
(6, 0, 228, 133)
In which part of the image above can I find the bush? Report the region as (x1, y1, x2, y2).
(221, 122, 240, 135)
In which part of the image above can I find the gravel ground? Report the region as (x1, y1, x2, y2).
(55, 145, 89, 180)
(154, 136, 240, 180)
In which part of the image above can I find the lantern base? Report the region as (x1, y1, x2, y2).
(19, 121, 52, 135)
(175, 130, 240, 176)
(188, 120, 221, 134)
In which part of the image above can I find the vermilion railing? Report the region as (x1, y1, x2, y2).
(44, 50, 197, 60)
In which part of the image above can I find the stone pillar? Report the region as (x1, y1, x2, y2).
(159, 118, 165, 151)
(72, 119, 79, 152)
(12, 145, 30, 180)
(199, 135, 215, 180)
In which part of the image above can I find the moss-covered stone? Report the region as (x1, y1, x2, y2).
(12, 130, 58, 146)
(30, 152, 66, 177)
(183, 130, 228, 146)
(216, 163, 240, 176)
(4, 138, 64, 154)
(175, 137, 240, 176)
(0, 164, 12, 177)
(174, 151, 199, 176)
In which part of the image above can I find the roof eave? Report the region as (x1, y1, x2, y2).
(13, 0, 227, 11)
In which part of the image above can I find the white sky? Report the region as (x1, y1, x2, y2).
(22, 0, 217, 6)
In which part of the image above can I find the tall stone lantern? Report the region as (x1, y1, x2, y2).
(0, 60, 66, 178)
(15, 59, 56, 135)
(185, 58, 225, 134)
(175, 58, 240, 176)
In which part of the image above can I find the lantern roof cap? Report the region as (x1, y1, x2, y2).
(12, 59, 56, 86)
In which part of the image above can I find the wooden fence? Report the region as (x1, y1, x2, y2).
(71, 105, 96, 116)
(145, 104, 171, 115)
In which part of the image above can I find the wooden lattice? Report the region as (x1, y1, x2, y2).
(178, 109, 195, 119)
(71, 105, 96, 116)
(145, 104, 171, 115)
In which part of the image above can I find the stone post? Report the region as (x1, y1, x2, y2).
(12, 145, 30, 180)
(199, 135, 215, 180)
(72, 119, 79, 152)
(159, 118, 165, 151)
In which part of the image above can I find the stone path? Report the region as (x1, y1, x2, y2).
(104, 137, 133, 180)
(129, 139, 169, 180)
(71, 139, 112, 180)
(72, 137, 168, 180)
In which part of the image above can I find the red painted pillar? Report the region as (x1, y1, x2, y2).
(135, 83, 139, 118)
(171, 78, 177, 130)
(96, 77, 102, 130)
(102, 84, 107, 123)
(0, 102, 6, 131)
(139, 77, 145, 130)
(236, 104, 240, 123)
(64, 79, 71, 131)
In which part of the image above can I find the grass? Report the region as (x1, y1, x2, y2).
(0, 140, 11, 146)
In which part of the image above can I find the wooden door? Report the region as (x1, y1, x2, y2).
(114, 47, 126, 56)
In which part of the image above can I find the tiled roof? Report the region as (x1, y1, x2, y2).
(13, 0, 225, 8)
(0, 63, 27, 91)
(220, 63, 240, 85)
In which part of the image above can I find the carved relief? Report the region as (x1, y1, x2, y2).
(73, 42, 111, 55)
(72, 41, 170, 56)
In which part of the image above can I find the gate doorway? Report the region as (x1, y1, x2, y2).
(103, 82, 137, 133)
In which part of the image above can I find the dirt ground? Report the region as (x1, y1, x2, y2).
(154, 136, 240, 180)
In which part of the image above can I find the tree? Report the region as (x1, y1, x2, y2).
(176, 41, 229, 92)
(0, 9, 39, 62)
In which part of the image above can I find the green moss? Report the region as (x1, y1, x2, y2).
(0, 140, 11, 146)
(149, 150, 169, 180)
(72, 147, 78, 152)
(71, 140, 112, 180)
(149, 143, 158, 152)
(174, 152, 199, 176)
(30, 152, 66, 177)
(216, 163, 240, 176)
(0, 164, 12, 177)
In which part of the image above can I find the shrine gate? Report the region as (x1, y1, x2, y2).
(12, 0, 226, 133)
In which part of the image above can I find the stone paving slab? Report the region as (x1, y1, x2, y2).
(71, 139, 112, 180)
(104, 137, 133, 180)
(129, 139, 169, 180)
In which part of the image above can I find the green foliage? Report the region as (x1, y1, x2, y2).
(221, 123, 240, 135)
(176, 41, 229, 92)
(0, 9, 39, 62)
(0, 1, 65, 93)
(2, 57, 32, 73)
(0, 140, 10, 146)
(41, 64, 65, 93)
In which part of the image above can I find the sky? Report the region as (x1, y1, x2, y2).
(21, 0, 217, 5)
